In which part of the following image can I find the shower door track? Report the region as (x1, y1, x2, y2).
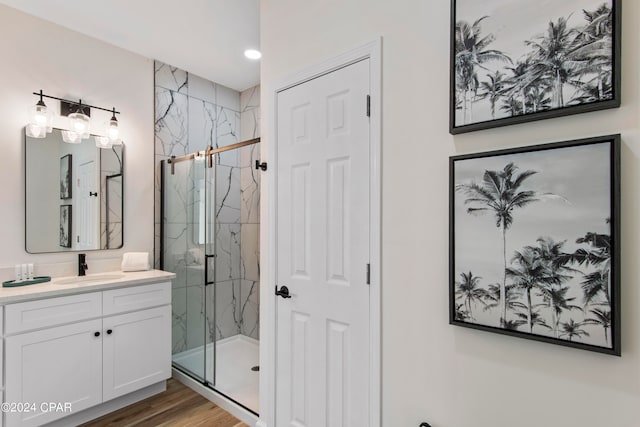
(166, 137, 261, 172)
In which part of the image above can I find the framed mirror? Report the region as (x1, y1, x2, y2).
(25, 128, 124, 253)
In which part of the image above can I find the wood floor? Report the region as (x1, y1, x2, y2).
(80, 379, 250, 427)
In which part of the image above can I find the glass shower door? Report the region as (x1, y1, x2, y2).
(167, 156, 213, 383)
(204, 157, 217, 387)
(166, 140, 261, 414)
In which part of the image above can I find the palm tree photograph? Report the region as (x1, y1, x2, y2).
(449, 135, 620, 355)
(450, 0, 620, 134)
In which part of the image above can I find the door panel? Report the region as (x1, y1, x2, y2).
(291, 164, 311, 278)
(290, 311, 310, 426)
(327, 319, 349, 427)
(327, 158, 350, 284)
(276, 59, 371, 427)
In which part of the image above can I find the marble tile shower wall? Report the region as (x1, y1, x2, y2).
(239, 85, 261, 340)
(154, 61, 260, 354)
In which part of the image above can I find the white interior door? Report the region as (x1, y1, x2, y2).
(77, 160, 99, 250)
(276, 59, 371, 427)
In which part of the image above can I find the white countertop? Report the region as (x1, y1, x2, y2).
(0, 270, 176, 304)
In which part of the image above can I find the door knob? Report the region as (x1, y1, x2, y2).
(89, 191, 98, 197)
(275, 285, 292, 299)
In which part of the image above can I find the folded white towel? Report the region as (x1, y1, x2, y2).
(121, 252, 150, 272)
(186, 248, 205, 265)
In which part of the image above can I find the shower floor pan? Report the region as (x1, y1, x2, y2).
(172, 334, 259, 414)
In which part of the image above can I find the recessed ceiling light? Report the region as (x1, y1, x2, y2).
(244, 49, 262, 60)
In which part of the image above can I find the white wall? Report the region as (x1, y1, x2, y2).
(0, 5, 154, 275)
(261, 1, 640, 426)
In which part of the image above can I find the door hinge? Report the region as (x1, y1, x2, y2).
(366, 95, 371, 117)
(366, 263, 371, 285)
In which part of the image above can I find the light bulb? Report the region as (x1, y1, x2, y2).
(34, 107, 47, 125)
(244, 49, 262, 60)
(73, 119, 86, 133)
(107, 120, 119, 140)
(68, 111, 90, 139)
(105, 108, 119, 141)
(28, 99, 52, 136)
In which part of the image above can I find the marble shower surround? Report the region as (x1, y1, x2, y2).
(155, 61, 260, 354)
(239, 86, 261, 340)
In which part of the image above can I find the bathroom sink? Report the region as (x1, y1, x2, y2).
(55, 274, 125, 285)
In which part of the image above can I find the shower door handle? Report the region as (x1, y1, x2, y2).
(275, 285, 292, 299)
(204, 254, 215, 286)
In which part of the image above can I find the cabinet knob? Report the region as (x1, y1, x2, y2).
(94, 331, 100, 337)
(107, 329, 113, 335)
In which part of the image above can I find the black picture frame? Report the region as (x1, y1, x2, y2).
(450, 0, 621, 134)
(60, 205, 72, 248)
(60, 154, 72, 199)
(449, 134, 620, 355)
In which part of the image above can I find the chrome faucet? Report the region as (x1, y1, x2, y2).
(78, 253, 88, 276)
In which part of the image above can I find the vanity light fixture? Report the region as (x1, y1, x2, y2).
(27, 91, 122, 145)
(26, 90, 53, 138)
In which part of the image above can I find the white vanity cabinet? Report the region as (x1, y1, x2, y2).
(2, 281, 172, 427)
(102, 282, 172, 401)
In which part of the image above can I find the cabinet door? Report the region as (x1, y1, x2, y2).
(5, 319, 102, 427)
(102, 305, 171, 401)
